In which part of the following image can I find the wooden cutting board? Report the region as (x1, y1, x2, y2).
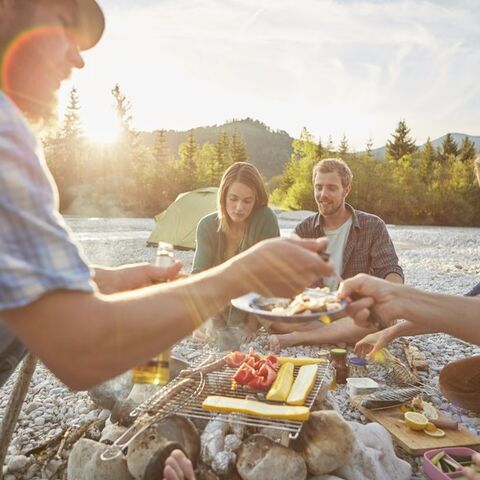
(358, 405, 480, 456)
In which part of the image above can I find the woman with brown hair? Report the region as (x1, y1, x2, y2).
(192, 162, 279, 344)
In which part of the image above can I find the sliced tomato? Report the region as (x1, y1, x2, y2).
(248, 363, 277, 390)
(264, 354, 280, 371)
(226, 351, 247, 368)
(233, 363, 256, 384)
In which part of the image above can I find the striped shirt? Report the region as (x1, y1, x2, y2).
(0, 91, 95, 384)
(294, 204, 404, 281)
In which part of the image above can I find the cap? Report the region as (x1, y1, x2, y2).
(74, 0, 105, 51)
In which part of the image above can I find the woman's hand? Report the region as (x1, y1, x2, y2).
(354, 330, 390, 359)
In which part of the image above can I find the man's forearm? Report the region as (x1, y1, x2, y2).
(399, 287, 480, 345)
(5, 261, 243, 390)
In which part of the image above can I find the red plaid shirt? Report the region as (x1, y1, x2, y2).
(294, 204, 404, 281)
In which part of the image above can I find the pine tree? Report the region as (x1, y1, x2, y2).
(365, 137, 374, 158)
(215, 131, 231, 173)
(458, 136, 476, 163)
(152, 130, 170, 163)
(440, 133, 458, 162)
(338, 134, 349, 156)
(419, 137, 436, 183)
(62, 87, 82, 140)
(110, 83, 140, 207)
(179, 129, 198, 172)
(316, 137, 324, 160)
(60, 87, 84, 187)
(385, 120, 417, 161)
(326, 135, 335, 153)
(231, 131, 248, 163)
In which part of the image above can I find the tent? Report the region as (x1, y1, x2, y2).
(147, 187, 218, 249)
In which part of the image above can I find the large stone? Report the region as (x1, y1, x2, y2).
(100, 422, 128, 444)
(332, 422, 411, 480)
(88, 371, 133, 410)
(67, 438, 133, 480)
(237, 434, 307, 480)
(126, 415, 200, 480)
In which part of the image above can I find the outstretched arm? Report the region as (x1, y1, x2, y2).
(339, 274, 480, 346)
(5, 237, 334, 390)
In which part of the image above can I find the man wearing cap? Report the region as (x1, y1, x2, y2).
(0, 1, 333, 388)
(0, 1, 334, 477)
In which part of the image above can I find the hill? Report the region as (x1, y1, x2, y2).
(138, 118, 294, 178)
(371, 133, 480, 159)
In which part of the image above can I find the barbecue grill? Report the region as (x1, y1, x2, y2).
(101, 353, 329, 461)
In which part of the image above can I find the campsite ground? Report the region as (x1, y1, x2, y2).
(1, 213, 479, 479)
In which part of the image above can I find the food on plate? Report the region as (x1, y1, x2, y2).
(287, 364, 318, 406)
(266, 362, 294, 402)
(202, 395, 310, 421)
(404, 411, 429, 431)
(230, 349, 279, 391)
(270, 291, 342, 316)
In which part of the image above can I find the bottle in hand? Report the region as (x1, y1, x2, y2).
(131, 242, 174, 385)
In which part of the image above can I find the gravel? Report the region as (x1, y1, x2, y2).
(1, 215, 479, 479)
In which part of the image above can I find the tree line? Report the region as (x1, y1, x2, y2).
(44, 86, 479, 225)
(271, 121, 480, 226)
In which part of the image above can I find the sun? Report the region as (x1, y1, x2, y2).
(82, 111, 121, 144)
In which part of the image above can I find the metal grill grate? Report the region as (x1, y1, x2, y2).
(177, 361, 328, 439)
(102, 353, 330, 461)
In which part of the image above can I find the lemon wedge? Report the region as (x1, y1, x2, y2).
(404, 411, 429, 431)
(424, 428, 446, 438)
(425, 422, 437, 432)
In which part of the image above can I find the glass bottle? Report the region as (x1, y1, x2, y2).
(330, 348, 348, 385)
(348, 356, 369, 378)
(131, 242, 174, 385)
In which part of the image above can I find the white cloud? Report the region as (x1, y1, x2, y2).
(59, 0, 480, 150)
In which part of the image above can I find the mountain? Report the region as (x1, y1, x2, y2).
(138, 118, 294, 178)
(371, 133, 480, 159)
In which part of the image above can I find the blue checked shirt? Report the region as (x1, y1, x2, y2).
(0, 91, 95, 384)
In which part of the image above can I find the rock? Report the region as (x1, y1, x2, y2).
(332, 422, 411, 480)
(7, 454, 29, 472)
(67, 438, 133, 480)
(100, 423, 128, 444)
(212, 450, 236, 476)
(88, 371, 133, 411)
(292, 410, 354, 475)
(126, 415, 200, 480)
(237, 434, 307, 480)
(224, 434, 242, 452)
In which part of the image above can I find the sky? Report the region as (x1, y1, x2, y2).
(60, 0, 480, 150)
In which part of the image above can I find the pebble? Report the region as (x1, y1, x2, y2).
(7, 455, 29, 472)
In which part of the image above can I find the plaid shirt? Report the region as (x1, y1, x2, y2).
(294, 204, 404, 281)
(0, 91, 94, 385)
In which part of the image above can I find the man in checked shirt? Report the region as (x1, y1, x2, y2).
(270, 158, 404, 351)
